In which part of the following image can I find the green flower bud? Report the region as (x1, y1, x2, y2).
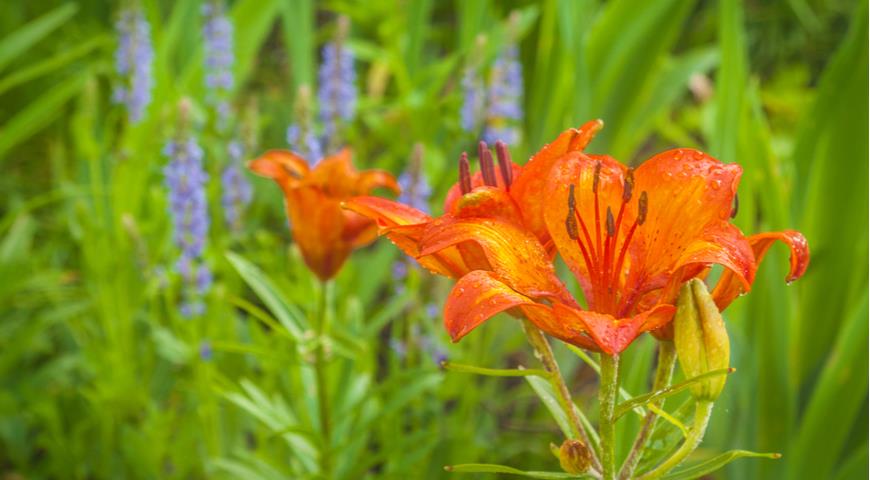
(674, 278, 730, 401)
(556, 439, 592, 474)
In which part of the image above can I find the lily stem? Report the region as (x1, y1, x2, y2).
(638, 400, 714, 479)
(315, 281, 332, 478)
(521, 320, 602, 474)
(599, 353, 620, 480)
(618, 341, 677, 479)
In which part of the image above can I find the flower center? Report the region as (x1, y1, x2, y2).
(565, 162, 647, 316)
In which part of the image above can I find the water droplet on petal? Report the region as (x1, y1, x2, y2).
(711, 179, 722, 190)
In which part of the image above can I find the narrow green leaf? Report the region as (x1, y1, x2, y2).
(524, 374, 598, 449)
(615, 368, 733, 419)
(281, 0, 314, 91)
(0, 3, 78, 72)
(832, 444, 869, 480)
(710, 0, 747, 164)
(225, 251, 308, 340)
(446, 463, 592, 479)
(660, 450, 780, 480)
(787, 293, 869, 479)
(0, 35, 106, 95)
(442, 361, 550, 378)
(0, 74, 85, 160)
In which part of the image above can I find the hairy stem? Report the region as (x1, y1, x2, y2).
(599, 353, 620, 480)
(639, 401, 714, 479)
(619, 341, 677, 479)
(521, 320, 602, 473)
(315, 281, 332, 478)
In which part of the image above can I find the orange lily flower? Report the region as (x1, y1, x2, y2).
(345, 121, 809, 354)
(248, 148, 399, 281)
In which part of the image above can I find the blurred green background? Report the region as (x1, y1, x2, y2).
(0, 0, 866, 478)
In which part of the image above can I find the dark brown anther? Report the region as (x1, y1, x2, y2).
(459, 152, 472, 194)
(592, 161, 602, 193)
(606, 206, 615, 237)
(495, 140, 513, 188)
(637, 191, 648, 225)
(730, 193, 739, 219)
(622, 168, 634, 202)
(565, 184, 579, 239)
(478, 141, 497, 186)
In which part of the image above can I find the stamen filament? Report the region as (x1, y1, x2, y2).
(592, 162, 603, 288)
(566, 185, 597, 302)
(459, 152, 472, 194)
(478, 141, 497, 186)
(604, 207, 615, 307)
(495, 140, 513, 189)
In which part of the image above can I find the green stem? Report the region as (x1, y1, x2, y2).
(619, 341, 677, 479)
(521, 320, 602, 473)
(639, 401, 714, 479)
(315, 281, 331, 478)
(599, 353, 620, 480)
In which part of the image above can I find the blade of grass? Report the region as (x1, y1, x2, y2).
(0, 3, 78, 72)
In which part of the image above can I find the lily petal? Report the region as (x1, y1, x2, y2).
(553, 303, 676, 355)
(357, 170, 401, 196)
(308, 149, 360, 196)
(285, 186, 349, 281)
(248, 150, 309, 186)
(512, 120, 604, 243)
(343, 196, 469, 278)
(711, 230, 810, 309)
(418, 216, 571, 301)
(520, 304, 600, 351)
(631, 148, 742, 278)
(451, 186, 525, 226)
(343, 196, 432, 226)
(444, 270, 545, 341)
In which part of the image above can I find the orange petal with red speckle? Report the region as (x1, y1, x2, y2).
(711, 230, 810, 310)
(553, 303, 675, 355)
(444, 270, 548, 342)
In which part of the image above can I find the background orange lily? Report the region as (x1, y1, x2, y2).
(249, 149, 399, 281)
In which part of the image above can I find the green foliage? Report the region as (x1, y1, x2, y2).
(0, 0, 865, 478)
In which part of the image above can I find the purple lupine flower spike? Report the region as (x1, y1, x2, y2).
(460, 64, 485, 133)
(392, 144, 430, 290)
(318, 17, 356, 153)
(164, 135, 211, 317)
(113, 6, 154, 123)
(286, 123, 324, 164)
(482, 44, 523, 145)
(199, 340, 213, 361)
(202, 0, 234, 128)
(221, 140, 252, 232)
(460, 35, 487, 134)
